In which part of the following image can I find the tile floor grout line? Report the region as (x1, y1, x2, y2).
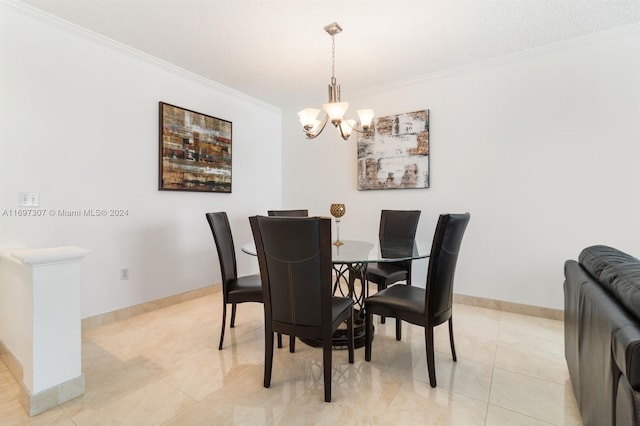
(484, 313, 500, 425)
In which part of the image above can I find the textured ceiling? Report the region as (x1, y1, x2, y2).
(16, 0, 640, 108)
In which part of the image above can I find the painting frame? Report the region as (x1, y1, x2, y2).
(158, 102, 232, 193)
(357, 109, 430, 191)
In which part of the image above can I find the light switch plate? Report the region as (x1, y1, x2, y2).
(19, 192, 39, 207)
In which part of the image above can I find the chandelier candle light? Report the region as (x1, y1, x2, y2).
(330, 203, 346, 246)
(297, 22, 374, 140)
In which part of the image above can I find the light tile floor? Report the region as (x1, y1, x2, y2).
(0, 290, 582, 425)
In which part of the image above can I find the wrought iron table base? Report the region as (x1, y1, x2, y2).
(300, 262, 371, 349)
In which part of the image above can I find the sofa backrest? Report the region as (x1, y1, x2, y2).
(579, 245, 640, 323)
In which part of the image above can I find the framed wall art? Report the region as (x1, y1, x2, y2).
(357, 109, 429, 190)
(159, 102, 232, 193)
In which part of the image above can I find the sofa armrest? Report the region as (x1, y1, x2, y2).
(613, 326, 640, 389)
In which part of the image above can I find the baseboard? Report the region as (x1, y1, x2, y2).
(2, 286, 221, 415)
(0, 340, 22, 383)
(454, 293, 563, 321)
(79, 285, 560, 332)
(19, 375, 85, 416)
(0, 341, 84, 416)
(81, 284, 220, 331)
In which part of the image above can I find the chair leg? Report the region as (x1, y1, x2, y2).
(230, 303, 237, 327)
(218, 303, 227, 350)
(449, 318, 457, 362)
(347, 309, 354, 364)
(380, 283, 387, 324)
(289, 335, 296, 353)
(264, 326, 274, 388)
(425, 326, 436, 387)
(365, 308, 373, 361)
(323, 338, 332, 402)
(396, 318, 402, 341)
(277, 333, 282, 348)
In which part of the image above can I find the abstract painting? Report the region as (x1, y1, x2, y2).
(357, 109, 429, 190)
(159, 102, 232, 193)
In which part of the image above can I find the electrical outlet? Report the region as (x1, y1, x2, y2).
(19, 192, 39, 207)
(120, 268, 129, 280)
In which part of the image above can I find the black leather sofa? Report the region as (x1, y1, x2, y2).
(564, 245, 640, 425)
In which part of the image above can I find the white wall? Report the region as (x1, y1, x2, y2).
(282, 25, 640, 310)
(1, 3, 637, 316)
(0, 3, 281, 318)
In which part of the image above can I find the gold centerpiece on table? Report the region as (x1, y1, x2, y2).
(330, 203, 346, 246)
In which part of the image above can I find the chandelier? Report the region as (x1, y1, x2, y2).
(297, 22, 374, 140)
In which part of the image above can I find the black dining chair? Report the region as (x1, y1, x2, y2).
(364, 213, 470, 388)
(250, 215, 354, 402)
(206, 212, 264, 350)
(267, 210, 309, 351)
(350, 210, 421, 324)
(267, 209, 309, 217)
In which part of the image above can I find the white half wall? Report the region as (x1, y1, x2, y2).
(281, 25, 640, 310)
(0, 2, 281, 318)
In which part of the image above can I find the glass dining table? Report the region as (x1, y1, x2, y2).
(241, 238, 430, 348)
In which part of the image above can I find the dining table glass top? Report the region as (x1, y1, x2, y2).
(241, 238, 430, 264)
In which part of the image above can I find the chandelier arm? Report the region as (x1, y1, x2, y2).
(348, 126, 372, 134)
(341, 119, 374, 134)
(304, 114, 329, 139)
(337, 122, 350, 141)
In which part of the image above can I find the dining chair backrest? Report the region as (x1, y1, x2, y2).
(379, 210, 421, 240)
(205, 212, 238, 285)
(250, 215, 353, 402)
(250, 216, 332, 332)
(425, 213, 471, 325)
(267, 209, 309, 217)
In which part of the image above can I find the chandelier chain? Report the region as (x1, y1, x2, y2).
(331, 35, 336, 82)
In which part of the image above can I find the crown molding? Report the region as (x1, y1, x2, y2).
(1, 0, 281, 113)
(351, 22, 640, 99)
(3, 0, 637, 111)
